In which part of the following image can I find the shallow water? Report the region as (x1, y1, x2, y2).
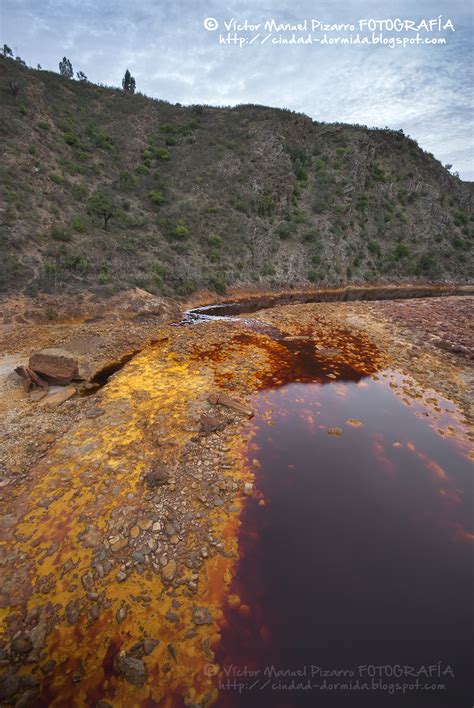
(215, 366, 473, 707)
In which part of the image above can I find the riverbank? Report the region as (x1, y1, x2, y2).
(0, 292, 472, 706)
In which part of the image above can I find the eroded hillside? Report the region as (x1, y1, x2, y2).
(0, 58, 472, 297)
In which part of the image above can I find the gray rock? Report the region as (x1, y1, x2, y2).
(115, 654, 147, 686)
(192, 607, 212, 626)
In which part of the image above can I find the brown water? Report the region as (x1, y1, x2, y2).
(214, 352, 473, 706)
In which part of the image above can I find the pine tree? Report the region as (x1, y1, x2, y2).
(122, 69, 136, 94)
(59, 57, 73, 79)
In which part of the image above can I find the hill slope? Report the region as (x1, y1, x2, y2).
(0, 58, 472, 297)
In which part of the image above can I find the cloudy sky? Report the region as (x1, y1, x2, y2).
(3, 0, 473, 178)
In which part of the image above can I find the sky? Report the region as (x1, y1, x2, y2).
(2, 0, 473, 179)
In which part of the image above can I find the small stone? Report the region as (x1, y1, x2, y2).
(161, 560, 176, 582)
(116, 571, 127, 582)
(165, 611, 179, 623)
(137, 519, 152, 531)
(130, 526, 140, 540)
(152, 522, 161, 532)
(110, 537, 128, 552)
(116, 606, 127, 624)
(193, 606, 212, 626)
(11, 636, 33, 654)
(243, 482, 254, 496)
(327, 427, 343, 436)
(144, 465, 169, 488)
(143, 638, 159, 656)
(115, 653, 147, 687)
(81, 573, 94, 591)
(89, 603, 100, 620)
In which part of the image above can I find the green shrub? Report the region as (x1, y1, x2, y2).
(72, 183, 87, 200)
(174, 221, 188, 239)
(64, 131, 79, 146)
(154, 148, 170, 161)
(65, 255, 88, 271)
(367, 241, 381, 257)
(72, 217, 86, 233)
(277, 222, 296, 239)
(119, 172, 139, 190)
(148, 190, 165, 205)
(49, 173, 63, 185)
(50, 225, 72, 242)
(207, 234, 222, 248)
(37, 121, 50, 131)
(209, 273, 226, 294)
(308, 270, 318, 283)
(136, 164, 149, 174)
(394, 244, 409, 259)
(415, 255, 435, 274)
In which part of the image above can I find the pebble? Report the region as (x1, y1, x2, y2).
(116, 606, 127, 624)
(161, 560, 176, 582)
(192, 606, 212, 625)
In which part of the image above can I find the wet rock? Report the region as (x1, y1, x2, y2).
(193, 607, 212, 626)
(65, 600, 80, 625)
(41, 660, 56, 674)
(143, 638, 159, 656)
(327, 427, 343, 436)
(243, 482, 254, 496)
(165, 611, 179, 623)
(145, 465, 169, 488)
(0, 674, 19, 700)
(116, 606, 127, 624)
(162, 560, 176, 582)
(89, 604, 100, 621)
(115, 653, 147, 687)
(11, 636, 33, 655)
(81, 573, 94, 591)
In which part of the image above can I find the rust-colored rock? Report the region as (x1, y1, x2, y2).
(144, 465, 169, 488)
(39, 386, 76, 409)
(208, 392, 254, 418)
(28, 349, 79, 385)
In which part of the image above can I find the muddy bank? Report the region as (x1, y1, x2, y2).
(186, 284, 474, 319)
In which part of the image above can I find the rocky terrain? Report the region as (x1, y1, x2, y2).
(1, 56, 473, 299)
(0, 290, 472, 706)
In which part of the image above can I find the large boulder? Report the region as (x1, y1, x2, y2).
(28, 348, 79, 385)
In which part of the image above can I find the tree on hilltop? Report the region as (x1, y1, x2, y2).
(122, 69, 136, 94)
(59, 57, 74, 78)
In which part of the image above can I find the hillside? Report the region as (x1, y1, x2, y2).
(0, 57, 472, 297)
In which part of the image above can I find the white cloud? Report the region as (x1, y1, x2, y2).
(3, 0, 473, 178)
